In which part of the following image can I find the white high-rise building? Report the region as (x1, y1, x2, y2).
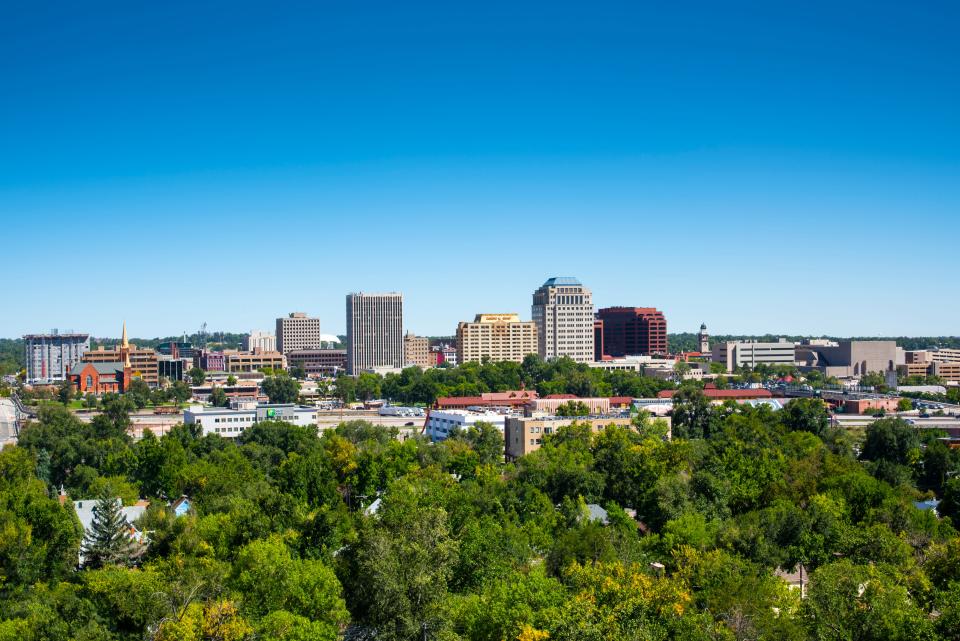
(276, 313, 321, 354)
(245, 330, 277, 353)
(346, 292, 404, 374)
(531, 277, 594, 363)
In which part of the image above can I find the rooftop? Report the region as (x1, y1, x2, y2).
(542, 276, 581, 287)
(70, 361, 124, 376)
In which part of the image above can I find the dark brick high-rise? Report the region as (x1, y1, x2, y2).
(596, 307, 668, 357)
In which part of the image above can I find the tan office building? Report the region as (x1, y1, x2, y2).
(276, 313, 322, 354)
(531, 277, 595, 363)
(505, 415, 633, 460)
(456, 314, 538, 364)
(404, 333, 432, 368)
(224, 350, 286, 373)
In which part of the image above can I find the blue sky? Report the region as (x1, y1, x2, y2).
(2, 1, 958, 339)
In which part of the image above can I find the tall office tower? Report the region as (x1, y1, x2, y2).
(596, 307, 669, 357)
(698, 323, 710, 353)
(24, 331, 90, 383)
(531, 277, 595, 363)
(246, 330, 277, 353)
(456, 314, 538, 364)
(346, 292, 404, 374)
(275, 313, 321, 354)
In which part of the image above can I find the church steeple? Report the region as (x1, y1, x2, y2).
(121, 321, 131, 368)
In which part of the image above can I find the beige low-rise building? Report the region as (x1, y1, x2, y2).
(505, 415, 633, 460)
(457, 313, 538, 364)
(224, 350, 286, 373)
(403, 332, 432, 368)
(527, 397, 611, 415)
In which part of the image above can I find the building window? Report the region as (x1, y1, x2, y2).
(86, 375, 92, 388)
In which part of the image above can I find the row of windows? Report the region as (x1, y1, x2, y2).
(526, 426, 554, 434)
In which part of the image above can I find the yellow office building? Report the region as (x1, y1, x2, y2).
(456, 314, 538, 364)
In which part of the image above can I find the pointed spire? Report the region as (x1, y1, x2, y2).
(121, 321, 131, 368)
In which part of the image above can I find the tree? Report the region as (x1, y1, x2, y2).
(231, 536, 347, 636)
(781, 398, 830, 437)
(554, 400, 590, 417)
(210, 386, 228, 408)
(188, 367, 206, 386)
(355, 372, 382, 402)
(861, 418, 920, 467)
(58, 379, 74, 405)
(170, 380, 192, 404)
(289, 365, 307, 380)
(803, 560, 935, 641)
(459, 421, 504, 466)
(940, 477, 960, 521)
(334, 375, 357, 403)
(80, 493, 138, 569)
(671, 386, 718, 439)
(896, 398, 913, 412)
(226, 375, 237, 386)
(125, 378, 151, 409)
(262, 375, 301, 404)
(346, 499, 458, 641)
(0, 447, 83, 587)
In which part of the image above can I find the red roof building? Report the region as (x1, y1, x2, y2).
(435, 390, 538, 409)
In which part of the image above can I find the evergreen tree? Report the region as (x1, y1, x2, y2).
(80, 493, 138, 569)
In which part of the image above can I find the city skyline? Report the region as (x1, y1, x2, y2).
(3, 2, 958, 338)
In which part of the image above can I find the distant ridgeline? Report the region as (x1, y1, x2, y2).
(90, 332, 249, 351)
(669, 333, 960, 354)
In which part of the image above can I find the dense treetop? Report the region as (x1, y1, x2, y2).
(1, 388, 959, 640)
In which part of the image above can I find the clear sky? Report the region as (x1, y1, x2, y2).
(2, 0, 958, 339)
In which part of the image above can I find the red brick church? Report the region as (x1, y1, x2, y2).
(68, 322, 134, 394)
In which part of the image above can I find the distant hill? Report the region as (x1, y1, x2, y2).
(668, 333, 960, 354)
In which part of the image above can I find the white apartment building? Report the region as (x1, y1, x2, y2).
(424, 410, 507, 442)
(184, 403, 319, 437)
(276, 313, 322, 354)
(712, 339, 797, 373)
(531, 277, 595, 363)
(245, 330, 277, 353)
(24, 332, 90, 383)
(346, 292, 404, 375)
(457, 313, 538, 364)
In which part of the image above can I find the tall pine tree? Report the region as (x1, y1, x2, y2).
(80, 493, 138, 568)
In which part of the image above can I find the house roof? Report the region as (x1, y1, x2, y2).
(70, 361, 125, 376)
(585, 503, 609, 524)
(481, 391, 538, 401)
(72, 498, 149, 533)
(364, 497, 382, 516)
